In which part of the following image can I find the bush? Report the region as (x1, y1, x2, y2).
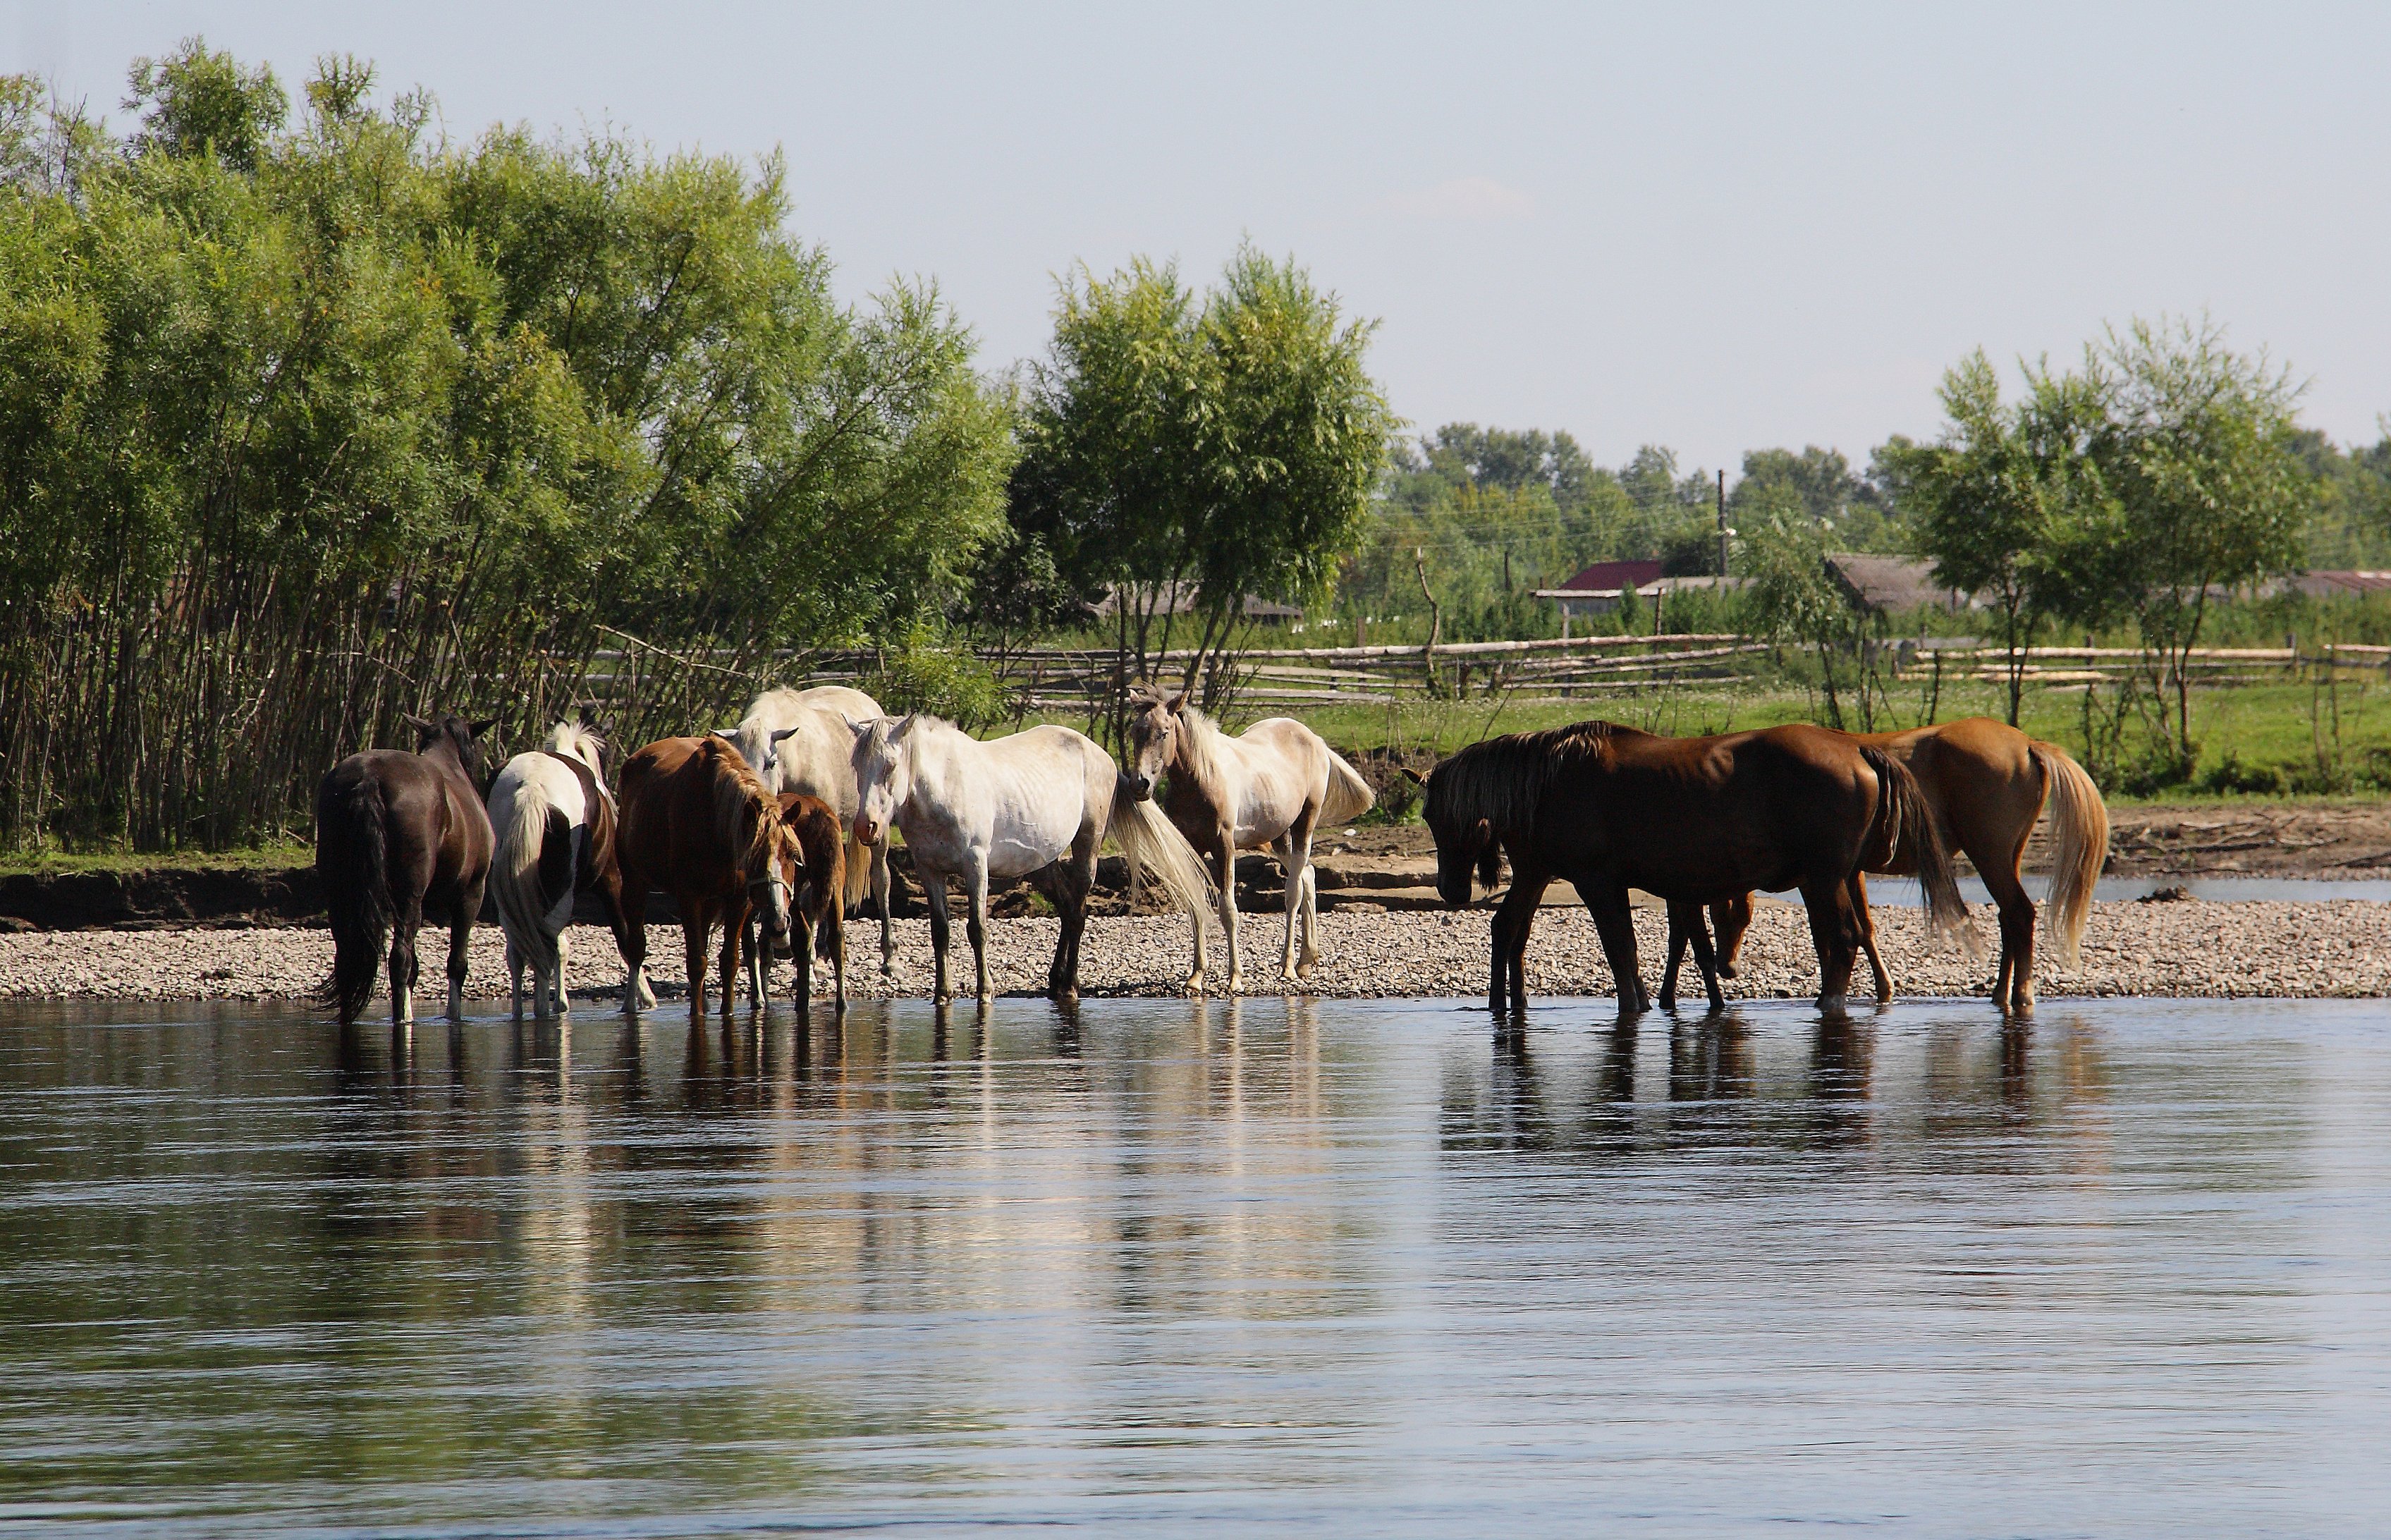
(863, 623, 1005, 732)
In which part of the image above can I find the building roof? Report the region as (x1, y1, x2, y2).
(1823, 553, 1969, 614)
(1550, 559, 1664, 594)
(1091, 582, 1304, 621)
(2282, 570, 2391, 599)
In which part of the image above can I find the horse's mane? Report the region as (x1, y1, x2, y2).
(1425, 720, 1628, 834)
(699, 735, 781, 866)
(1169, 702, 1230, 801)
(543, 719, 606, 778)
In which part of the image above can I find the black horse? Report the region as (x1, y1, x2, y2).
(316, 713, 497, 1025)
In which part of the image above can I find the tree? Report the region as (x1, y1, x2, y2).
(125, 38, 287, 172)
(2081, 317, 2313, 763)
(1011, 245, 1395, 711)
(1742, 494, 1857, 728)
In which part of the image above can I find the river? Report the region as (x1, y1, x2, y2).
(1, 996, 2385, 1536)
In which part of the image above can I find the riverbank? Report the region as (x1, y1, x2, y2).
(2, 897, 2382, 1003)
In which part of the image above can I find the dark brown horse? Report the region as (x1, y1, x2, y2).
(1424, 720, 1974, 1014)
(616, 735, 802, 1021)
(726, 792, 848, 1019)
(316, 712, 497, 1026)
(1702, 717, 2108, 1015)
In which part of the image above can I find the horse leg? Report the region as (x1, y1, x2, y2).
(872, 836, 896, 974)
(1983, 859, 2038, 1018)
(553, 926, 573, 1020)
(446, 876, 481, 1023)
(1285, 813, 1321, 978)
(618, 877, 651, 1015)
(718, 900, 745, 1019)
(1799, 877, 1861, 1013)
(1051, 833, 1096, 1002)
(742, 909, 768, 1012)
(1585, 883, 1647, 1015)
(791, 900, 814, 1021)
(683, 902, 710, 1022)
(507, 939, 526, 1023)
(826, 906, 847, 1015)
(924, 871, 953, 1004)
(389, 893, 422, 1027)
(1684, 903, 1727, 1013)
(1659, 902, 1694, 1011)
(1850, 872, 1892, 1005)
(1186, 831, 1215, 993)
(1216, 827, 1245, 992)
(1488, 876, 1543, 1012)
(1300, 860, 1323, 974)
(966, 861, 993, 1006)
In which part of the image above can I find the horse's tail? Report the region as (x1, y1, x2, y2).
(488, 770, 562, 985)
(1861, 745, 1983, 959)
(1108, 774, 1216, 918)
(1319, 750, 1376, 827)
(315, 766, 393, 1025)
(842, 828, 873, 913)
(2031, 739, 2108, 968)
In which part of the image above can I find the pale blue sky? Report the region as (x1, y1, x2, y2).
(10, 2, 2387, 474)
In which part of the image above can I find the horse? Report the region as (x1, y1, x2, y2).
(849, 714, 1214, 1005)
(1423, 720, 1975, 1014)
(1703, 717, 2108, 1015)
(1121, 688, 1377, 991)
(615, 735, 803, 1021)
(485, 721, 644, 1021)
(718, 685, 894, 971)
(722, 791, 847, 1019)
(315, 712, 497, 1027)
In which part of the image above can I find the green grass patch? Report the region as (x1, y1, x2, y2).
(0, 842, 315, 877)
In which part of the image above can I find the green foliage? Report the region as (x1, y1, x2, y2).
(0, 45, 1015, 851)
(863, 623, 1006, 733)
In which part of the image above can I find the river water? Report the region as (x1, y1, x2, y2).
(1, 996, 2385, 1537)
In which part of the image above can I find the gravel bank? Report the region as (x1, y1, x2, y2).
(1, 898, 2384, 1004)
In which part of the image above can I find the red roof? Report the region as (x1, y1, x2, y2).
(1555, 559, 1663, 592)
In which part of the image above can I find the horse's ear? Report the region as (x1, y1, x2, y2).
(1166, 692, 1188, 715)
(400, 711, 433, 733)
(1400, 766, 1426, 786)
(770, 726, 802, 744)
(468, 717, 499, 739)
(838, 713, 872, 740)
(711, 728, 740, 742)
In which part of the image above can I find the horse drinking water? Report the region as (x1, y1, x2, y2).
(1122, 688, 1377, 991)
(315, 712, 496, 1027)
(719, 685, 895, 972)
(849, 715, 1214, 1006)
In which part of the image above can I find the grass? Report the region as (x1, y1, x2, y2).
(0, 842, 315, 877)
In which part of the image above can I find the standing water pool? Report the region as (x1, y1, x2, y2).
(0, 996, 2385, 1536)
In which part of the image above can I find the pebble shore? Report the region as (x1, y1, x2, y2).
(2, 898, 2385, 1004)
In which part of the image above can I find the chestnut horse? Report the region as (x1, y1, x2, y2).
(316, 712, 496, 1026)
(615, 735, 802, 1020)
(1424, 720, 1975, 1013)
(1704, 717, 2108, 1015)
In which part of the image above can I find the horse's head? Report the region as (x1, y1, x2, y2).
(405, 711, 499, 787)
(847, 713, 910, 846)
(737, 798, 801, 958)
(1120, 686, 1185, 802)
(1421, 763, 1500, 908)
(716, 722, 804, 787)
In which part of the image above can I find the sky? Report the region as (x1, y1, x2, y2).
(8, 1, 2388, 476)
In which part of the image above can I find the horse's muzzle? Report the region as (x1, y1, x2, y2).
(1130, 774, 1154, 802)
(854, 815, 879, 846)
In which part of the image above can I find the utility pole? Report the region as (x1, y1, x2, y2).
(1716, 469, 1730, 579)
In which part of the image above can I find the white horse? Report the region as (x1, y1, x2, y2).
(485, 721, 647, 1020)
(1122, 690, 1376, 991)
(849, 714, 1214, 1005)
(718, 685, 895, 982)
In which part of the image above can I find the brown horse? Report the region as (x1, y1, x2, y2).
(743, 791, 846, 1018)
(1424, 720, 1974, 1014)
(316, 712, 497, 1026)
(1705, 717, 2108, 1015)
(615, 735, 802, 1021)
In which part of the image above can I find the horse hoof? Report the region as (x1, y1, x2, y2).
(1226, 973, 1245, 993)
(1717, 963, 1739, 979)
(1817, 993, 1849, 1013)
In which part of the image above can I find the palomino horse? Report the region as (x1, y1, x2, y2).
(1703, 716, 2106, 1015)
(719, 685, 893, 970)
(616, 735, 802, 1020)
(850, 715, 1214, 1005)
(1424, 720, 1975, 1013)
(316, 712, 496, 1026)
(486, 721, 644, 1021)
(1122, 688, 1376, 990)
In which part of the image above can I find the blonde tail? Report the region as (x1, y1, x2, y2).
(1319, 750, 1376, 826)
(1107, 783, 1216, 919)
(488, 776, 561, 983)
(2032, 741, 2109, 968)
(843, 829, 874, 913)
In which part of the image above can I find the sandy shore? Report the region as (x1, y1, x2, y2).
(1, 897, 2384, 1005)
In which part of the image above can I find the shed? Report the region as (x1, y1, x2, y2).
(1823, 553, 1971, 616)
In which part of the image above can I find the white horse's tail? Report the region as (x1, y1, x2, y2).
(2032, 739, 2109, 968)
(1107, 777, 1216, 917)
(1320, 750, 1376, 826)
(488, 770, 563, 981)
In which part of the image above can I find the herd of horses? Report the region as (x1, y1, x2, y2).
(314, 686, 2108, 1028)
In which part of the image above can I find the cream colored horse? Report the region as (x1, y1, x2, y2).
(719, 685, 893, 981)
(850, 714, 1213, 1006)
(1123, 690, 1376, 991)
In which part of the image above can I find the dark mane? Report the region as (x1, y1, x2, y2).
(1424, 720, 1639, 834)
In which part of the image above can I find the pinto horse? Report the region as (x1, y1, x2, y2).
(1122, 688, 1377, 991)
(1702, 717, 2108, 1015)
(850, 714, 1214, 1006)
(1424, 720, 1976, 1013)
(616, 735, 802, 1020)
(316, 712, 497, 1026)
(486, 721, 644, 1021)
